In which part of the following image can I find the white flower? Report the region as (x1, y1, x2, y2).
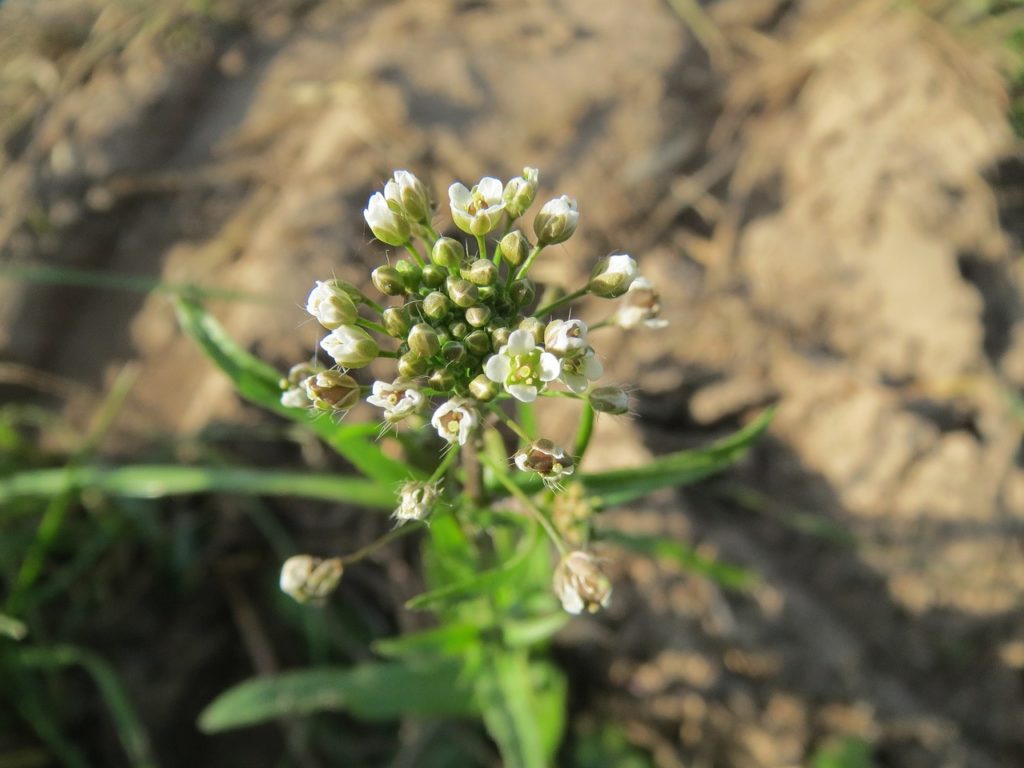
(320, 325, 378, 368)
(543, 318, 589, 357)
(483, 329, 561, 403)
(366, 379, 425, 422)
(280, 386, 310, 409)
(553, 551, 611, 615)
(395, 481, 439, 523)
(533, 195, 579, 245)
(448, 177, 506, 235)
(280, 555, 343, 604)
(384, 170, 431, 222)
(614, 276, 668, 329)
(514, 439, 575, 487)
(559, 349, 603, 393)
(587, 253, 638, 298)
(431, 399, 478, 445)
(363, 191, 410, 246)
(306, 280, 357, 329)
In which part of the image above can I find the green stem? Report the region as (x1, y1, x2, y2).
(587, 317, 613, 331)
(428, 446, 459, 485)
(475, 234, 488, 262)
(359, 293, 384, 314)
(377, 350, 400, 359)
(517, 401, 537, 440)
(340, 521, 425, 566)
(357, 318, 389, 336)
(481, 454, 567, 556)
(425, 223, 441, 243)
(494, 409, 531, 443)
(573, 402, 595, 463)
(515, 244, 545, 281)
(403, 242, 426, 267)
(533, 287, 588, 319)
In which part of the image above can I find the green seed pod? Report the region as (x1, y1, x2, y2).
(464, 329, 491, 356)
(382, 306, 412, 338)
(372, 265, 405, 296)
(429, 368, 456, 391)
(499, 230, 530, 267)
(304, 370, 361, 412)
(431, 237, 464, 271)
(422, 291, 451, 321)
(518, 316, 545, 345)
(509, 278, 535, 307)
(468, 374, 498, 402)
(449, 321, 469, 340)
(490, 326, 511, 349)
(465, 258, 498, 287)
(408, 323, 441, 358)
(589, 385, 630, 415)
(421, 263, 447, 288)
(465, 305, 492, 328)
(446, 278, 479, 308)
(394, 259, 422, 291)
(442, 340, 467, 365)
(397, 351, 429, 379)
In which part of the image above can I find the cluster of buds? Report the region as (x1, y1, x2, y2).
(281, 167, 668, 614)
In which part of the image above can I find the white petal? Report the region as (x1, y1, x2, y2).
(559, 587, 584, 615)
(448, 182, 471, 208)
(507, 384, 537, 403)
(476, 176, 503, 202)
(563, 372, 588, 393)
(514, 453, 530, 471)
(484, 354, 511, 383)
(507, 329, 535, 356)
(538, 352, 561, 382)
(366, 394, 387, 409)
(584, 354, 604, 380)
(645, 318, 669, 329)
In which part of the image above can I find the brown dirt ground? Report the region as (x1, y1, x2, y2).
(2, 0, 1023, 766)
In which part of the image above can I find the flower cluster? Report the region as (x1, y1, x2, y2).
(281, 167, 668, 614)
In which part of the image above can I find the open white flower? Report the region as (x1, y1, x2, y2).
(514, 439, 575, 487)
(449, 177, 506, 236)
(364, 191, 410, 246)
(483, 329, 561, 403)
(614, 276, 668, 329)
(431, 399, 478, 445)
(553, 551, 611, 615)
(543, 318, 589, 357)
(306, 280, 357, 329)
(366, 379, 424, 422)
(559, 349, 603, 393)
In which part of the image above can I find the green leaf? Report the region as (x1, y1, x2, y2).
(502, 613, 569, 648)
(0, 465, 395, 510)
(373, 622, 481, 659)
(475, 651, 548, 768)
(600, 530, 755, 590)
(0, 613, 27, 640)
(810, 737, 874, 768)
(581, 407, 774, 505)
(174, 297, 411, 484)
(198, 660, 476, 732)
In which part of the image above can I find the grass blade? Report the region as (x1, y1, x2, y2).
(600, 529, 755, 590)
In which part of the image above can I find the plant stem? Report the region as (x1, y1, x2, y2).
(340, 521, 425, 566)
(424, 223, 441, 243)
(514, 244, 545, 281)
(475, 234, 488, 262)
(587, 318, 612, 331)
(517, 401, 537, 440)
(461, 431, 485, 506)
(533, 286, 588, 319)
(481, 455, 567, 556)
(494, 409, 531, 443)
(403, 242, 425, 267)
(428, 446, 459, 485)
(573, 402, 595, 463)
(357, 318, 389, 336)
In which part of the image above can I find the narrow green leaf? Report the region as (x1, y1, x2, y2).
(601, 529, 755, 590)
(0, 465, 395, 510)
(476, 651, 547, 768)
(0, 613, 27, 640)
(502, 613, 569, 649)
(173, 297, 411, 484)
(198, 660, 476, 732)
(811, 737, 874, 768)
(581, 407, 774, 505)
(373, 622, 481, 659)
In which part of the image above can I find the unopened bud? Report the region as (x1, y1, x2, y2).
(509, 278, 535, 307)
(423, 291, 451, 321)
(587, 253, 638, 299)
(465, 258, 497, 287)
(446, 278, 479, 308)
(385, 170, 432, 223)
(503, 167, 539, 219)
(490, 326, 511, 349)
(589, 385, 629, 415)
(280, 555, 343, 604)
(499, 230, 530, 267)
(421, 263, 447, 288)
(280, 362, 320, 408)
(442, 340, 467, 365)
(464, 329, 491, 356)
(553, 551, 611, 615)
(395, 481, 440, 523)
(468, 374, 498, 401)
(533, 195, 579, 246)
(306, 280, 358, 329)
(394, 260, 422, 292)
(382, 306, 412, 338)
(429, 368, 456, 391)
(431, 237, 464, 271)
(372, 265, 406, 296)
(449, 321, 469, 340)
(398, 351, 429, 378)
(364, 192, 410, 247)
(518, 316, 545, 345)
(320, 325, 379, 368)
(408, 323, 441, 358)
(303, 370, 361, 412)
(465, 305, 492, 328)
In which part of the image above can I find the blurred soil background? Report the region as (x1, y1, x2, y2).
(2, 0, 1024, 766)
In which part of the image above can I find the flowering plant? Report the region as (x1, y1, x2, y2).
(182, 168, 770, 766)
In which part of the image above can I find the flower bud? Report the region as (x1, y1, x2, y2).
(431, 237, 464, 271)
(364, 191, 410, 246)
(429, 368, 456, 391)
(503, 167, 539, 219)
(544, 318, 588, 357)
(587, 253, 638, 299)
(465, 305, 492, 328)
(395, 481, 439, 523)
(372, 265, 406, 296)
(385, 170, 432, 223)
(533, 195, 579, 246)
(408, 323, 441, 358)
(280, 362, 319, 408)
(398, 351, 429, 378)
(509, 278, 535, 307)
(464, 329, 491, 356)
(499, 229, 530, 267)
(442, 340, 467, 365)
(446, 278, 479, 308)
(613, 276, 668, 330)
(421, 263, 447, 288)
(468, 374, 498, 401)
(320, 325, 379, 368)
(589, 385, 629, 415)
(382, 306, 412, 338)
(280, 555, 343, 604)
(423, 291, 451, 321)
(303, 370, 361, 412)
(518, 316, 546, 345)
(449, 178, 506, 236)
(552, 551, 611, 615)
(465, 258, 498, 287)
(306, 280, 358, 329)
(449, 321, 469, 340)
(394, 259, 422, 292)
(514, 438, 575, 486)
(490, 326, 511, 349)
